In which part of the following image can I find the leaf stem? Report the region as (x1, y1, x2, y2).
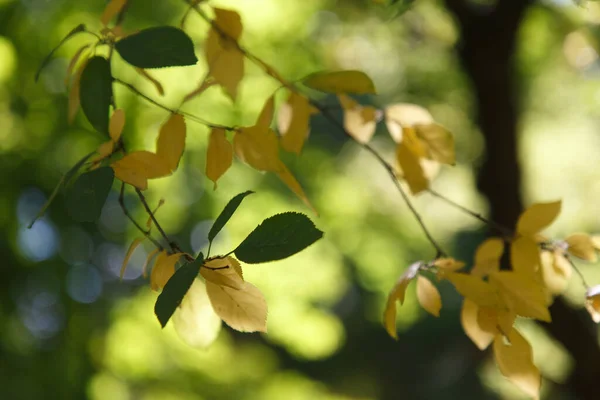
(135, 188, 175, 253)
(118, 183, 163, 249)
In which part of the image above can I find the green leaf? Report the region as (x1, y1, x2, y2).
(115, 26, 198, 69)
(234, 212, 323, 264)
(302, 70, 377, 95)
(80, 56, 113, 135)
(155, 258, 202, 328)
(35, 24, 86, 82)
(208, 191, 254, 243)
(65, 166, 114, 222)
(28, 151, 96, 228)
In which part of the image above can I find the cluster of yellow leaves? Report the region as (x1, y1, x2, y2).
(383, 200, 600, 399)
(111, 113, 186, 190)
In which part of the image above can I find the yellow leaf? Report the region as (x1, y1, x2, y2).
(591, 235, 600, 250)
(489, 271, 551, 322)
(93, 141, 115, 164)
(156, 113, 186, 172)
(150, 252, 183, 291)
(476, 306, 515, 336)
(206, 128, 233, 189)
(256, 95, 275, 131)
(134, 68, 164, 96)
(343, 104, 378, 144)
(275, 161, 316, 213)
(585, 285, 600, 323)
(200, 256, 244, 290)
(278, 92, 311, 154)
(471, 238, 504, 277)
(109, 108, 125, 142)
(182, 78, 217, 103)
(510, 236, 541, 277)
(461, 299, 494, 350)
(64, 44, 90, 87)
(444, 272, 501, 308)
(233, 127, 281, 172)
(206, 281, 267, 333)
(414, 123, 455, 165)
(493, 329, 541, 399)
(385, 103, 434, 142)
(565, 233, 597, 262)
(100, 0, 127, 26)
(396, 142, 428, 194)
(516, 201, 562, 236)
(303, 70, 377, 94)
(68, 58, 89, 124)
(205, 29, 244, 101)
(111, 151, 171, 190)
(120, 237, 144, 280)
(540, 250, 570, 295)
(416, 276, 441, 317)
(434, 257, 465, 279)
(213, 8, 243, 41)
(172, 279, 222, 349)
(383, 262, 421, 339)
(142, 248, 160, 278)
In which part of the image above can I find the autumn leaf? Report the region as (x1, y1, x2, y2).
(278, 92, 311, 154)
(64, 44, 90, 87)
(385, 103, 434, 142)
(516, 201, 562, 236)
(540, 250, 571, 295)
(585, 285, 600, 323)
(120, 237, 144, 280)
(471, 238, 504, 277)
(142, 248, 160, 278)
(434, 257, 465, 278)
(206, 281, 268, 332)
(414, 124, 455, 165)
(396, 141, 428, 194)
(416, 276, 441, 317)
(275, 161, 316, 212)
(111, 151, 170, 190)
(510, 236, 541, 277)
(172, 279, 222, 349)
(212, 8, 243, 41)
(444, 272, 501, 308)
(156, 113, 186, 171)
(109, 108, 125, 142)
(383, 262, 421, 339)
(100, 0, 127, 26)
(206, 128, 233, 189)
(565, 233, 597, 262)
(461, 299, 494, 350)
(489, 271, 551, 322)
(200, 256, 244, 290)
(339, 96, 379, 144)
(135, 68, 164, 96)
(303, 70, 377, 94)
(494, 329, 541, 399)
(150, 251, 184, 291)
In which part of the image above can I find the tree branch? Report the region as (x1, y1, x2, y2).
(118, 183, 163, 249)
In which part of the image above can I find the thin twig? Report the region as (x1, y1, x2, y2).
(564, 253, 590, 290)
(135, 188, 174, 252)
(118, 183, 163, 249)
(427, 188, 514, 238)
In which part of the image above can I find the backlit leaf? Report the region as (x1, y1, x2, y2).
(68, 58, 89, 124)
(540, 250, 570, 295)
(340, 96, 378, 144)
(134, 68, 164, 96)
(206, 281, 267, 332)
(461, 299, 494, 350)
(565, 233, 597, 262)
(205, 27, 244, 101)
(120, 237, 144, 280)
(275, 162, 316, 212)
(303, 70, 376, 94)
(385, 103, 434, 142)
(234, 212, 323, 264)
(396, 141, 428, 194)
(494, 329, 541, 399)
(233, 127, 281, 172)
(100, 0, 127, 26)
(416, 276, 441, 317)
(66, 166, 114, 222)
(256, 96, 275, 131)
(115, 26, 198, 68)
(111, 151, 171, 190)
(476, 306, 515, 336)
(471, 238, 504, 277)
(516, 201, 562, 236)
(278, 92, 311, 154)
(80, 56, 113, 135)
(585, 285, 600, 323)
(434, 257, 465, 278)
(151, 251, 184, 292)
(206, 128, 233, 189)
(109, 108, 125, 142)
(414, 123, 455, 165)
(64, 44, 90, 87)
(172, 279, 222, 348)
(154, 258, 201, 327)
(142, 248, 160, 278)
(156, 113, 186, 171)
(208, 191, 254, 243)
(489, 271, 551, 322)
(212, 8, 243, 40)
(384, 262, 421, 339)
(200, 256, 244, 290)
(510, 236, 541, 277)
(444, 272, 501, 307)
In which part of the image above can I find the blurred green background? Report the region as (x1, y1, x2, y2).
(2, 0, 600, 399)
